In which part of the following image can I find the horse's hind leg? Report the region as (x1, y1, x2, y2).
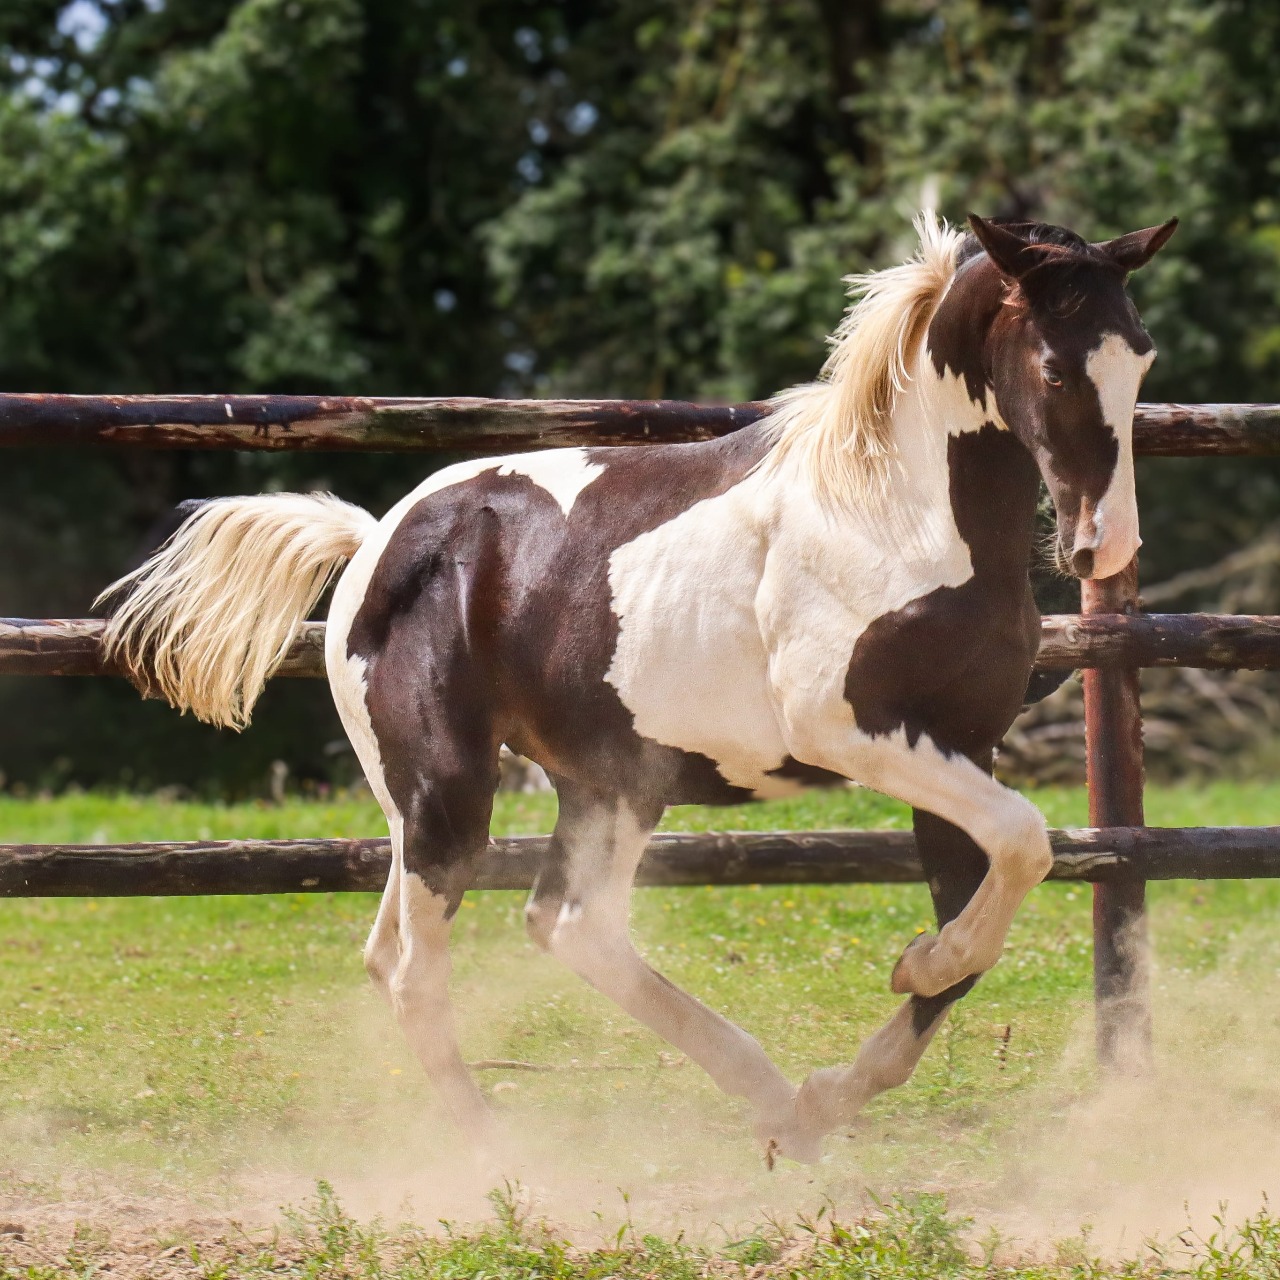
(344, 636, 499, 1144)
(526, 779, 815, 1161)
(382, 766, 498, 1145)
(362, 817, 403, 1005)
(327, 648, 404, 1007)
(793, 799, 990, 1140)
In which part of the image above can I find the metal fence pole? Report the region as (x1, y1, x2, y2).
(1082, 558, 1153, 1071)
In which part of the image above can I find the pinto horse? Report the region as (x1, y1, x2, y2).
(100, 212, 1176, 1164)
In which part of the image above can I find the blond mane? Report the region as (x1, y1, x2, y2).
(759, 210, 965, 509)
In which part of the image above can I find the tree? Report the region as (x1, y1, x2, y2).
(1, 0, 1277, 789)
(0, 0, 590, 790)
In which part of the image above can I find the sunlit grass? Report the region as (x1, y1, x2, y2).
(0, 782, 1277, 1242)
(2, 777, 1276, 844)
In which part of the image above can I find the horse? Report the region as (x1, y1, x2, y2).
(98, 210, 1176, 1165)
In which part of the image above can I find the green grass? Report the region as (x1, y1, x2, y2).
(6, 776, 1279, 845)
(1, 782, 1279, 1265)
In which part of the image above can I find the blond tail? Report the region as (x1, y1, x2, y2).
(97, 493, 377, 730)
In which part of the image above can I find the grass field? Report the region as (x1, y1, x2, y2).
(2, 782, 1280, 1277)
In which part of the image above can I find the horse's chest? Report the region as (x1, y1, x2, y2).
(844, 578, 1039, 756)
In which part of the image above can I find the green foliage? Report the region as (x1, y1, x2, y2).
(484, 2, 1280, 409)
(0, 0, 550, 397)
(793, 1193, 970, 1277)
(0, 0, 577, 790)
(1, 2, 1279, 788)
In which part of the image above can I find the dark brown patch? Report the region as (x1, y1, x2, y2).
(926, 254, 1006, 406)
(347, 497, 508, 908)
(843, 424, 1041, 757)
(765, 757, 849, 788)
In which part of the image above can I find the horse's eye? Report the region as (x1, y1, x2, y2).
(1043, 365, 1064, 388)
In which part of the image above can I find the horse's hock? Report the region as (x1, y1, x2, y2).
(3, 394, 1280, 1068)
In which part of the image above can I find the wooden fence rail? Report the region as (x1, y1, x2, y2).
(4, 612, 1280, 679)
(0, 394, 1278, 455)
(5, 826, 1280, 898)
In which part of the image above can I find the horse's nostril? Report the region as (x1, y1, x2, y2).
(1071, 548, 1095, 579)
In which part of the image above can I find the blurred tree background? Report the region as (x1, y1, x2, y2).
(0, 0, 1277, 793)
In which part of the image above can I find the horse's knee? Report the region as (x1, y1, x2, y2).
(986, 793, 1052, 883)
(546, 900, 621, 977)
(545, 900, 590, 967)
(386, 933, 450, 1015)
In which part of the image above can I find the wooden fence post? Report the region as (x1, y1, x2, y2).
(1082, 558, 1153, 1071)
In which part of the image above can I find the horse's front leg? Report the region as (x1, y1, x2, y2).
(787, 719, 1051, 998)
(792, 763, 1002, 1140)
(773, 712, 1050, 1143)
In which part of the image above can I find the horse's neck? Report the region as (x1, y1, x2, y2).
(884, 349, 1041, 581)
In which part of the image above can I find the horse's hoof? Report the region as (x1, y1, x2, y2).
(753, 1106, 824, 1168)
(890, 931, 944, 996)
(760, 1128, 824, 1169)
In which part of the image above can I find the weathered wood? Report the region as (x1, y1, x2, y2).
(0, 618, 110, 676)
(1036, 612, 1280, 670)
(0, 394, 769, 453)
(0, 394, 1278, 456)
(1083, 562, 1152, 1071)
(3, 827, 1280, 897)
(0, 617, 330, 677)
(1130, 402, 1280, 456)
(6, 613, 1280, 680)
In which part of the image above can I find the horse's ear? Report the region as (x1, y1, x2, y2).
(967, 213, 1040, 280)
(1093, 218, 1178, 273)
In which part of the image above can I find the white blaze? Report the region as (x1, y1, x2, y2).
(1084, 334, 1154, 579)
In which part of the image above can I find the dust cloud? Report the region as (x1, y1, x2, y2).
(4, 919, 1280, 1258)
(977, 921, 1280, 1254)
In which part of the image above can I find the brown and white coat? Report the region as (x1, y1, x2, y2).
(101, 211, 1176, 1164)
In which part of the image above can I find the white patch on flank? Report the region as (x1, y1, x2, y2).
(1085, 333, 1154, 578)
(605, 477, 788, 794)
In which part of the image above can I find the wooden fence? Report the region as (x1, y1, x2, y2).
(4, 393, 1280, 1065)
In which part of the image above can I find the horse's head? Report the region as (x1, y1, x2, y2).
(963, 214, 1177, 580)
